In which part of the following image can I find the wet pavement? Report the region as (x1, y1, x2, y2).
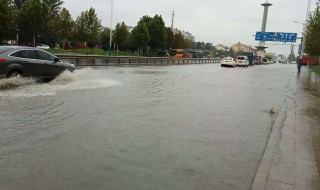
(0, 64, 318, 190)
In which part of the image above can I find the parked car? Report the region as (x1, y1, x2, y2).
(221, 57, 237, 67)
(0, 46, 75, 80)
(236, 56, 249, 67)
(36, 44, 50, 50)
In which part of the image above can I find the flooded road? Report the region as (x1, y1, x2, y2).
(0, 64, 299, 190)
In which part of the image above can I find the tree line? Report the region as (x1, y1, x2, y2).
(0, 0, 217, 54)
(304, 0, 320, 56)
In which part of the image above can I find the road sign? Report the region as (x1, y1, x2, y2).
(255, 32, 276, 41)
(255, 32, 297, 42)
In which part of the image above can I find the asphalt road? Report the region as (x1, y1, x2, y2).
(0, 64, 301, 190)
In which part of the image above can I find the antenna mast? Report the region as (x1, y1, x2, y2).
(171, 11, 175, 30)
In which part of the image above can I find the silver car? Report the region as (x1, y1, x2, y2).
(0, 46, 75, 80)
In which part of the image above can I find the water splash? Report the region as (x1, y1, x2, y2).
(0, 68, 120, 98)
(49, 70, 75, 85)
(0, 77, 37, 90)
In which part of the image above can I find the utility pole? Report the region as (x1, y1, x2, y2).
(109, 0, 113, 56)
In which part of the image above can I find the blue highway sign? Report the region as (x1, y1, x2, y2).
(255, 32, 297, 42)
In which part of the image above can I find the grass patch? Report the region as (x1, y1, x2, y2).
(310, 65, 320, 75)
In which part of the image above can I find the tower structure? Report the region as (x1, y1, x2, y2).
(255, 1, 273, 55)
(171, 11, 175, 30)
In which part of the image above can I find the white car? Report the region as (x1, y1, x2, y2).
(36, 44, 50, 50)
(221, 57, 237, 67)
(236, 56, 249, 67)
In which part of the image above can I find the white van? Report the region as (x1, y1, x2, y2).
(236, 56, 249, 67)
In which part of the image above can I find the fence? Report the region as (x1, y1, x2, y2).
(55, 54, 222, 66)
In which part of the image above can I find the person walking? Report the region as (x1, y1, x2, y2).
(297, 57, 302, 74)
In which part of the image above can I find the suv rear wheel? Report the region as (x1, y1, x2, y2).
(7, 70, 23, 78)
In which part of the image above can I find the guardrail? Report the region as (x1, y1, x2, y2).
(55, 54, 222, 66)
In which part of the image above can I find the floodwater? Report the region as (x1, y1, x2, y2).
(0, 64, 299, 190)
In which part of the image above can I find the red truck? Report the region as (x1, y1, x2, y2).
(301, 56, 319, 66)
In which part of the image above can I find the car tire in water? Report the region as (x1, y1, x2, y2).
(7, 70, 23, 78)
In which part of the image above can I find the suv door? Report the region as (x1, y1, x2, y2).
(36, 50, 65, 78)
(10, 49, 47, 77)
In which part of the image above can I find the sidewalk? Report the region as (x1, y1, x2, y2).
(251, 68, 320, 190)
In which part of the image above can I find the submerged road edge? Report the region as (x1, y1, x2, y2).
(251, 70, 320, 190)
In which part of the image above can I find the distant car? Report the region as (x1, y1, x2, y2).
(283, 60, 288, 64)
(262, 58, 269, 65)
(255, 59, 262, 65)
(236, 56, 249, 67)
(0, 46, 75, 80)
(183, 53, 192, 58)
(291, 61, 297, 64)
(221, 57, 237, 67)
(36, 44, 50, 50)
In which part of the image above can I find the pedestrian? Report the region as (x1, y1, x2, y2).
(297, 57, 302, 74)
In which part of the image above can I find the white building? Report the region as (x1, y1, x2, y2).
(215, 44, 230, 51)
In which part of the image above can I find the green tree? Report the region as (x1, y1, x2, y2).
(205, 43, 213, 50)
(305, 3, 320, 56)
(53, 7, 74, 49)
(141, 15, 153, 27)
(43, 0, 64, 19)
(75, 7, 102, 49)
(0, 0, 15, 44)
(166, 27, 174, 49)
(183, 38, 192, 49)
(113, 22, 129, 51)
(228, 48, 235, 57)
(13, 0, 27, 9)
(148, 14, 166, 52)
(130, 19, 149, 54)
(18, 0, 50, 45)
(173, 30, 184, 49)
(100, 28, 111, 52)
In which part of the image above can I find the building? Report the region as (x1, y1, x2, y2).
(231, 42, 254, 53)
(215, 44, 230, 51)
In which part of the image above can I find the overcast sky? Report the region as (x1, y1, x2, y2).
(63, 0, 318, 56)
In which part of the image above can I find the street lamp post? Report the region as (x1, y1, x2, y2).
(294, 21, 305, 59)
(109, 0, 113, 56)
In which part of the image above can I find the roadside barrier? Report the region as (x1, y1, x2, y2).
(55, 55, 222, 66)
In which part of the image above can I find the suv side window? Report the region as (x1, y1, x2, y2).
(26, 50, 38, 59)
(10, 50, 38, 59)
(37, 50, 56, 61)
(10, 50, 28, 58)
